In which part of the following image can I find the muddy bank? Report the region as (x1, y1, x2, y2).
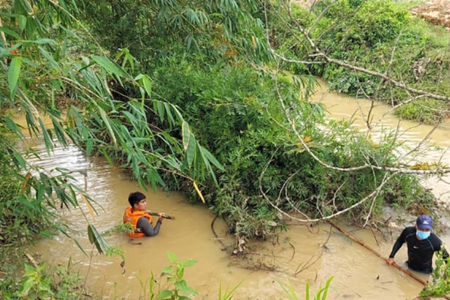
(411, 0, 450, 30)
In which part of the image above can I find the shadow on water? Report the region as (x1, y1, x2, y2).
(25, 83, 450, 299)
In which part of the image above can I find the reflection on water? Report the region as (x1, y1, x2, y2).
(26, 84, 450, 300)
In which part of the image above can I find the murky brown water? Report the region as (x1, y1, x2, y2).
(26, 83, 450, 300)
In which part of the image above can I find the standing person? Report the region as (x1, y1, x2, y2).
(123, 191, 165, 238)
(387, 215, 448, 273)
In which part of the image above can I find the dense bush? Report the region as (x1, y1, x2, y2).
(143, 52, 431, 239)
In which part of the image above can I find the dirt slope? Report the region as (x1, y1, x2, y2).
(410, 0, 450, 30)
(292, 0, 450, 30)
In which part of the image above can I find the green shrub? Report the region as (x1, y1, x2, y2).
(420, 251, 450, 297)
(395, 99, 448, 124)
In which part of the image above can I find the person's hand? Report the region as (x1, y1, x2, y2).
(386, 257, 395, 265)
(158, 212, 165, 221)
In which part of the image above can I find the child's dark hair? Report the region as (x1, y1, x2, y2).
(128, 191, 146, 207)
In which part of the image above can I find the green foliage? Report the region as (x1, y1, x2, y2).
(395, 99, 447, 124)
(312, 0, 410, 48)
(145, 47, 430, 239)
(140, 252, 198, 300)
(0, 262, 93, 300)
(420, 250, 450, 297)
(279, 276, 333, 300)
(80, 0, 268, 69)
(14, 264, 53, 299)
(217, 282, 241, 300)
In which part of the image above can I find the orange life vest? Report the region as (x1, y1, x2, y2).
(123, 207, 153, 238)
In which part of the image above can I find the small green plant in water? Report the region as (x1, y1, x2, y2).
(279, 276, 333, 300)
(217, 282, 241, 300)
(420, 250, 450, 297)
(159, 252, 198, 299)
(141, 252, 198, 300)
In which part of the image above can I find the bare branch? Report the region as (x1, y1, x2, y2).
(320, 54, 450, 101)
(259, 150, 399, 223)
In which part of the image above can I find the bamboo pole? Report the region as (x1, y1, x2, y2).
(145, 211, 175, 220)
(0, 15, 6, 47)
(327, 221, 427, 286)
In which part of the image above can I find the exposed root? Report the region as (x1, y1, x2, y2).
(289, 242, 295, 261)
(211, 215, 227, 249)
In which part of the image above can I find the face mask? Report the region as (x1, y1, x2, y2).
(416, 230, 431, 240)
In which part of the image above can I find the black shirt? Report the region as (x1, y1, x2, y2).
(389, 226, 449, 273)
(137, 217, 162, 237)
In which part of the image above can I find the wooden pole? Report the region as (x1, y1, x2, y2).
(145, 211, 175, 220)
(327, 221, 427, 286)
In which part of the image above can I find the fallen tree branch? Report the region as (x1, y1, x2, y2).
(259, 151, 398, 223)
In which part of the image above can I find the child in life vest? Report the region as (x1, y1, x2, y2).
(123, 191, 165, 237)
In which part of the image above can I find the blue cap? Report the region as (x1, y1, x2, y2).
(416, 215, 433, 230)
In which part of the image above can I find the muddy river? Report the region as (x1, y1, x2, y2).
(26, 82, 450, 300)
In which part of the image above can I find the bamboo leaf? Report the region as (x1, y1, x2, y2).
(87, 224, 110, 254)
(12, 150, 27, 169)
(140, 75, 152, 98)
(80, 192, 95, 219)
(38, 118, 53, 153)
(50, 115, 68, 146)
(146, 168, 164, 191)
(85, 139, 94, 156)
(1, 42, 22, 57)
(91, 55, 131, 79)
(186, 134, 196, 166)
(199, 145, 224, 170)
(99, 148, 113, 165)
(39, 46, 61, 70)
(18, 0, 33, 13)
(0, 27, 21, 39)
(2, 117, 24, 139)
(18, 15, 27, 31)
(56, 224, 87, 256)
(97, 106, 117, 147)
(37, 184, 44, 203)
(8, 57, 22, 99)
(164, 103, 174, 124)
(182, 121, 190, 151)
(23, 38, 56, 45)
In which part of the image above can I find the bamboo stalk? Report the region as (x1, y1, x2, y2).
(0, 15, 6, 47)
(145, 211, 175, 220)
(327, 221, 427, 286)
